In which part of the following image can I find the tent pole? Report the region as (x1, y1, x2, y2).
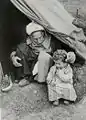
(0, 62, 4, 82)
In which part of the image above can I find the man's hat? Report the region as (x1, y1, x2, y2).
(26, 21, 44, 35)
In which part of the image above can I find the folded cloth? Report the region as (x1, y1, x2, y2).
(32, 61, 38, 76)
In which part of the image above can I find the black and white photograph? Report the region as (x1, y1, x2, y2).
(0, 0, 86, 120)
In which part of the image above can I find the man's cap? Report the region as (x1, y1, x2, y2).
(26, 21, 44, 35)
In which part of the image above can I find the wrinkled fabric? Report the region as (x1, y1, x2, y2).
(15, 43, 53, 82)
(10, 0, 76, 35)
(38, 51, 53, 82)
(47, 65, 77, 101)
(10, 0, 86, 59)
(15, 43, 38, 80)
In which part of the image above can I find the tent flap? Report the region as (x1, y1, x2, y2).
(10, 0, 86, 60)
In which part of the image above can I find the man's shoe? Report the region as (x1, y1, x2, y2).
(15, 80, 19, 83)
(19, 79, 30, 87)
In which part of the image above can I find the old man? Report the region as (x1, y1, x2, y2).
(10, 21, 61, 87)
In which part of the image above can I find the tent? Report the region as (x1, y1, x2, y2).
(10, 0, 86, 60)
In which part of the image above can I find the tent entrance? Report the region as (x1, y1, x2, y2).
(0, 1, 30, 74)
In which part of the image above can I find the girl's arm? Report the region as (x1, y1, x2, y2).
(59, 65, 73, 84)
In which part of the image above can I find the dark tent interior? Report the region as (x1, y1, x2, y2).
(0, 0, 84, 75)
(0, 0, 31, 74)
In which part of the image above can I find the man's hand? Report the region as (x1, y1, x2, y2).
(12, 56, 22, 67)
(10, 51, 22, 67)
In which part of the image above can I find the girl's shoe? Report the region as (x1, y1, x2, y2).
(53, 100, 59, 106)
(64, 100, 69, 105)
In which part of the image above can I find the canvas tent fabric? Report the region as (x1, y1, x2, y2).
(10, 0, 86, 60)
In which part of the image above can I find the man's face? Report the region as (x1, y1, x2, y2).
(31, 31, 44, 44)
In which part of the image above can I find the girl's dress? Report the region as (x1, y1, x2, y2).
(47, 64, 77, 102)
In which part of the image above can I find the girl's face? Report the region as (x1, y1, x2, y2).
(55, 60, 66, 68)
(31, 31, 44, 44)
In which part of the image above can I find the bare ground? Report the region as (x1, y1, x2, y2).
(1, 82, 86, 120)
(1, 1, 86, 120)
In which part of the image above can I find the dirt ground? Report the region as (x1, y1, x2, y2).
(1, 0, 86, 120)
(1, 82, 86, 120)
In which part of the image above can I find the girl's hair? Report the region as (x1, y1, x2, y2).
(66, 52, 76, 63)
(53, 49, 67, 62)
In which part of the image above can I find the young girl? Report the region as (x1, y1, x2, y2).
(47, 49, 77, 105)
